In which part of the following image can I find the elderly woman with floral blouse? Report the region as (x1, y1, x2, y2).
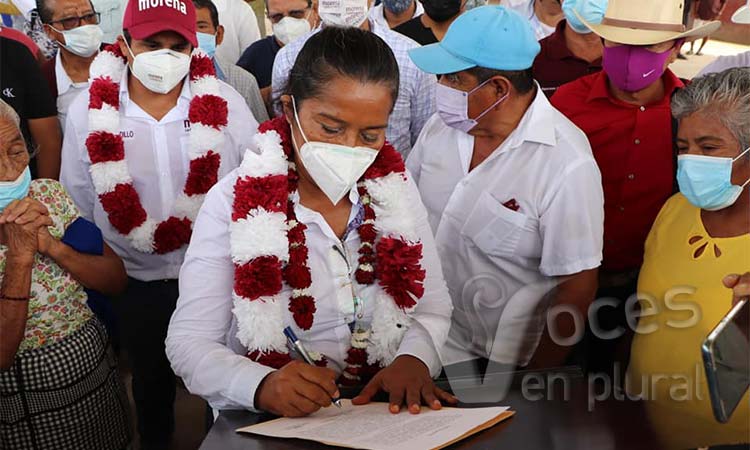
(0, 99, 132, 450)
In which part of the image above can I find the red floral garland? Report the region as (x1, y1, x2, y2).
(86, 44, 226, 254)
(233, 117, 426, 382)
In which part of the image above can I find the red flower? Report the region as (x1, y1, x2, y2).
(103, 43, 125, 60)
(287, 222, 307, 243)
(189, 94, 228, 130)
(289, 245, 309, 264)
(189, 54, 216, 80)
(284, 263, 312, 289)
(234, 256, 283, 300)
(376, 238, 426, 309)
(258, 117, 293, 156)
(184, 151, 220, 195)
(99, 184, 147, 234)
(248, 350, 292, 369)
(358, 253, 375, 265)
(314, 355, 328, 368)
(232, 175, 288, 220)
(86, 131, 125, 164)
(154, 216, 193, 254)
(363, 206, 376, 222)
(364, 143, 405, 179)
(345, 347, 367, 365)
(355, 268, 375, 285)
(358, 223, 377, 242)
(89, 79, 119, 109)
(288, 295, 316, 330)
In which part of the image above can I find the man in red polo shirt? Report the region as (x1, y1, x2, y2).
(551, 0, 720, 374)
(533, 0, 606, 97)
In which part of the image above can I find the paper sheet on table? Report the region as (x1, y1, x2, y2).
(236, 400, 515, 450)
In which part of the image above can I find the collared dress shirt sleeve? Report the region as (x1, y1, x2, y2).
(538, 157, 604, 277)
(393, 175, 453, 376)
(166, 175, 275, 411)
(60, 97, 96, 222)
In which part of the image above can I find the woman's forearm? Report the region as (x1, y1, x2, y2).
(0, 257, 33, 370)
(46, 240, 127, 296)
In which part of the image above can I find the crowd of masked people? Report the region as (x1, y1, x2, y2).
(0, 0, 749, 448)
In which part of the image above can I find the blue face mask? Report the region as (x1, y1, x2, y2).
(196, 32, 217, 59)
(677, 147, 750, 211)
(0, 167, 31, 212)
(562, 0, 608, 34)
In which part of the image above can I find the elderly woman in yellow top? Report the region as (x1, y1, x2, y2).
(0, 99, 132, 449)
(627, 67, 750, 449)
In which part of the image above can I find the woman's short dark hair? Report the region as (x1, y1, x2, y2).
(284, 27, 400, 110)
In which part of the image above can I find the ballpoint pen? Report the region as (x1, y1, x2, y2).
(284, 326, 343, 408)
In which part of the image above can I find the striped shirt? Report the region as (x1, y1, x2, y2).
(271, 20, 436, 158)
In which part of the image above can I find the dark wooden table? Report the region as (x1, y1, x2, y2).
(199, 367, 663, 450)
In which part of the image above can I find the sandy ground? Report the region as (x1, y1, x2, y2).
(672, 39, 750, 79)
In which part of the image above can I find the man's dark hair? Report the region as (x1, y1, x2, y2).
(193, 0, 220, 28)
(284, 27, 400, 110)
(35, 0, 95, 24)
(467, 67, 535, 95)
(263, 0, 312, 12)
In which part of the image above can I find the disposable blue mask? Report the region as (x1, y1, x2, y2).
(0, 167, 31, 212)
(196, 32, 217, 59)
(677, 147, 750, 211)
(562, 0, 607, 34)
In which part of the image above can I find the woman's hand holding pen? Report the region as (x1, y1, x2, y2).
(255, 361, 340, 417)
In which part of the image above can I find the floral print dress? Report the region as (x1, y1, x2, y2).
(0, 179, 93, 351)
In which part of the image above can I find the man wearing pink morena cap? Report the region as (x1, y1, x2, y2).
(59, 0, 259, 446)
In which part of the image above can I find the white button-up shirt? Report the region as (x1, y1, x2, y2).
(368, 2, 424, 29)
(406, 88, 604, 367)
(60, 70, 258, 281)
(502, 0, 556, 41)
(271, 20, 436, 158)
(213, 0, 261, 65)
(55, 51, 89, 130)
(166, 163, 452, 411)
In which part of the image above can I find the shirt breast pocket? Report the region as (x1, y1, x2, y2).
(461, 191, 529, 259)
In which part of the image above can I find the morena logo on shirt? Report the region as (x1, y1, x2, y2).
(138, 0, 187, 14)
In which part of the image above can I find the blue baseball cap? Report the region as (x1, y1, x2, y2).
(408, 6, 540, 75)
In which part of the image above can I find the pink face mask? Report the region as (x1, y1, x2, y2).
(602, 44, 674, 92)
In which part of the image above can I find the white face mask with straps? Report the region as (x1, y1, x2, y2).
(290, 95, 378, 205)
(318, 0, 370, 28)
(124, 40, 190, 94)
(52, 24, 103, 57)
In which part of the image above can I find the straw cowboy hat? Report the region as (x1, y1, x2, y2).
(733, 0, 750, 24)
(575, 0, 721, 46)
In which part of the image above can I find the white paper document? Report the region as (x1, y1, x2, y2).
(237, 400, 514, 450)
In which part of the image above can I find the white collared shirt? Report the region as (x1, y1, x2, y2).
(55, 51, 89, 129)
(271, 20, 436, 158)
(213, 0, 261, 64)
(406, 88, 604, 367)
(368, 2, 424, 29)
(501, 0, 556, 41)
(166, 163, 452, 411)
(697, 50, 750, 77)
(60, 70, 259, 281)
